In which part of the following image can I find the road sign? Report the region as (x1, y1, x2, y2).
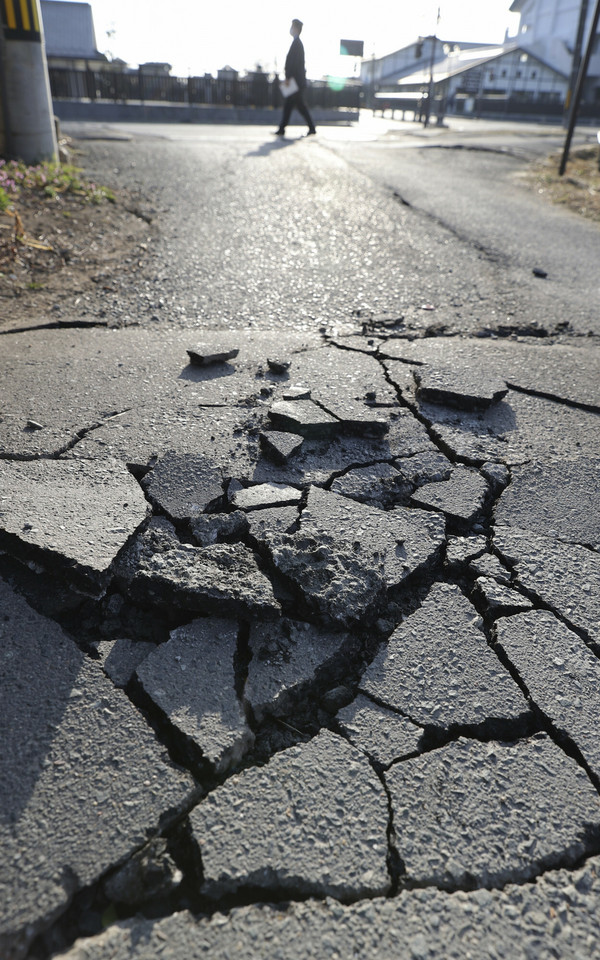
(340, 39, 364, 57)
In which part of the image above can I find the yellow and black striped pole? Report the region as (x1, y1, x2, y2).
(0, 0, 42, 41)
(0, 0, 57, 161)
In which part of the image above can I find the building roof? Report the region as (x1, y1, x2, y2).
(41, 0, 102, 59)
(394, 42, 567, 87)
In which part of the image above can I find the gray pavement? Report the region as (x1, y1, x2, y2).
(1, 117, 600, 958)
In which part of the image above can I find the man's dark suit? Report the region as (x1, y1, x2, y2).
(277, 35, 316, 135)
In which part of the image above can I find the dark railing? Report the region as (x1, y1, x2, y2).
(48, 68, 362, 111)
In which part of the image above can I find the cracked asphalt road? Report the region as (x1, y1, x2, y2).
(1, 117, 600, 959)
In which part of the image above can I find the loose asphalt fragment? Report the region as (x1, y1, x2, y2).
(102, 838, 182, 909)
(186, 346, 239, 366)
(469, 552, 512, 583)
(94, 636, 156, 689)
(360, 582, 529, 732)
(136, 618, 254, 776)
(231, 482, 302, 511)
(268, 399, 340, 438)
(330, 462, 408, 507)
(189, 729, 391, 902)
(444, 534, 488, 569)
(386, 734, 600, 889)
(413, 365, 508, 410)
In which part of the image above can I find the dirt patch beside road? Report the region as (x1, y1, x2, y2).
(0, 156, 153, 330)
(522, 146, 600, 223)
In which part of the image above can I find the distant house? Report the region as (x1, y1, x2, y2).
(40, 0, 108, 69)
(390, 42, 568, 113)
(361, 38, 494, 89)
(217, 66, 239, 81)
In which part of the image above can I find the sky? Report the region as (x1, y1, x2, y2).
(76, 0, 521, 78)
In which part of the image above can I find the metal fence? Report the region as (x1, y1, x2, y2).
(48, 68, 362, 111)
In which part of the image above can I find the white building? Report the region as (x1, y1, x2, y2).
(509, 0, 600, 98)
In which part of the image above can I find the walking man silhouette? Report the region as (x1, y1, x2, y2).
(276, 19, 316, 137)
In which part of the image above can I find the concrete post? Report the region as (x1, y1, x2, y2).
(0, 0, 57, 163)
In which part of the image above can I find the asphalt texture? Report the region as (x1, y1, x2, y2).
(1, 115, 600, 959)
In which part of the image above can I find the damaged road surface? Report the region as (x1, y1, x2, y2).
(1, 125, 600, 960)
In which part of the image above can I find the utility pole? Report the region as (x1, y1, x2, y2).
(563, 0, 590, 126)
(559, 0, 600, 175)
(423, 7, 441, 128)
(0, 0, 57, 163)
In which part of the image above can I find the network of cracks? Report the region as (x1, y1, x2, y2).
(1, 327, 599, 959)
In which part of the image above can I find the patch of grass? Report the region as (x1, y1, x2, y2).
(525, 146, 600, 223)
(0, 158, 116, 206)
(27, 281, 44, 290)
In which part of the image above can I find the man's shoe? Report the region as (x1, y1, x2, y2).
(306, 128, 317, 136)
(275, 129, 285, 136)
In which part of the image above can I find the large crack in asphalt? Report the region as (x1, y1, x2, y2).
(2, 331, 600, 959)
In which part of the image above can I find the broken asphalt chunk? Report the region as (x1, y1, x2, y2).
(186, 346, 239, 366)
(282, 386, 311, 400)
(493, 526, 600, 644)
(259, 430, 304, 464)
(267, 357, 291, 374)
(410, 466, 489, 530)
(316, 396, 389, 437)
(0, 458, 149, 594)
(265, 531, 387, 626)
(232, 482, 302, 511)
(245, 619, 359, 723)
(413, 364, 508, 410)
(473, 577, 534, 617)
(386, 734, 600, 889)
(469, 552, 511, 583)
(189, 729, 390, 901)
(0, 578, 197, 959)
(495, 610, 600, 783)
(361, 583, 528, 731)
(336, 694, 423, 766)
(117, 521, 280, 620)
(190, 510, 249, 546)
(268, 399, 339, 438)
(246, 505, 300, 547)
(330, 462, 409, 507)
(300, 486, 446, 594)
(141, 452, 226, 522)
(445, 534, 487, 569)
(136, 618, 254, 775)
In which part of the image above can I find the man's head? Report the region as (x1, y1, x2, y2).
(290, 19, 303, 37)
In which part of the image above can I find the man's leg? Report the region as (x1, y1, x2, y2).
(295, 91, 316, 133)
(276, 95, 294, 134)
